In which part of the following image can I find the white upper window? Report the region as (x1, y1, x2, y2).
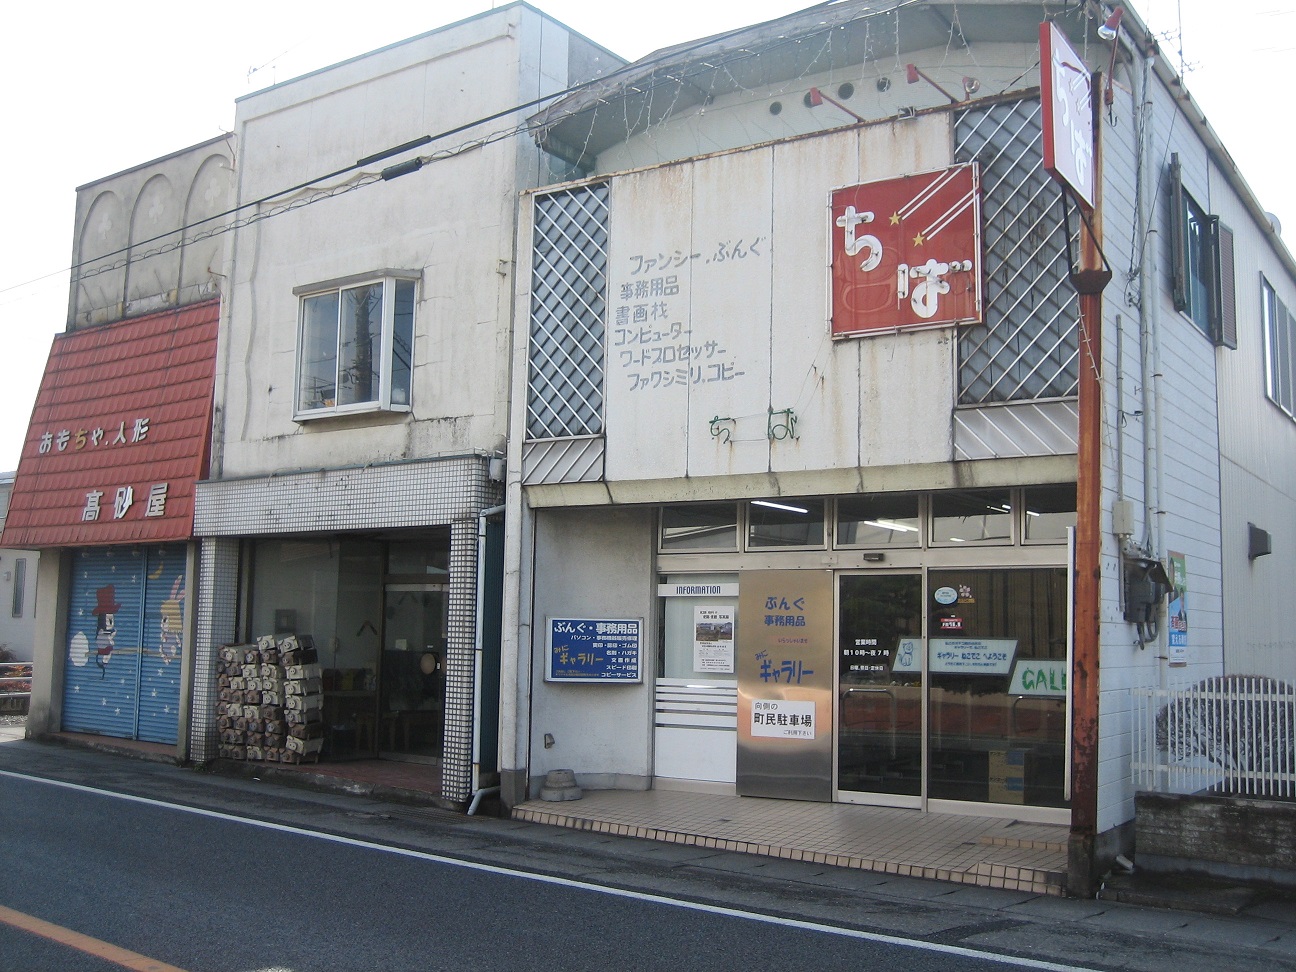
(1264, 277, 1296, 420)
(295, 274, 416, 418)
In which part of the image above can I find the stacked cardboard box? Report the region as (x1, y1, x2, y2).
(280, 635, 324, 761)
(214, 634, 322, 763)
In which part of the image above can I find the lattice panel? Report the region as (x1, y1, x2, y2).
(528, 183, 609, 438)
(955, 99, 1080, 405)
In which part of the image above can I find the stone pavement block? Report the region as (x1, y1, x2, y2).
(1087, 906, 1194, 933)
(1006, 895, 1109, 921)
(1175, 915, 1285, 948)
(939, 885, 1041, 909)
(1244, 899, 1296, 924)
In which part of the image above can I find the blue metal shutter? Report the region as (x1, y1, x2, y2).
(63, 548, 145, 738)
(137, 545, 187, 743)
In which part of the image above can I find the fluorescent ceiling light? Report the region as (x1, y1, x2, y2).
(863, 518, 919, 533)
(752, 500, 809, 514)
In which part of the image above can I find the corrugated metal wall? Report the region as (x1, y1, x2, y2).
(63, 545, 186, 742)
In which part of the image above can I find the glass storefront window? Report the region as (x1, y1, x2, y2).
(927, 567, 1069, 808)
(931, 489, 1012, 545)
(660, 503, 738, 551)
(387, 540, 450, 578)
(836, 493, 921, 547)
(249, 537, 451, 763)
(658, 573, 739, 681)
(1023, 484, 1077, 542)
(747, 498, 825, 548)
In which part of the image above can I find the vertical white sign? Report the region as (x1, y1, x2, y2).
(1040, 21, 1096, 209)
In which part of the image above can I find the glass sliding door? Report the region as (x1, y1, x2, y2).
(836, 574, 923, 802)
(927, 568, 1069, 809)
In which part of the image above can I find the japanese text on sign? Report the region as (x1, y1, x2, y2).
(614, 237, 766, 393)
(37, 417, 151, 454)
(927, 638, 1017, 675)
(830, 164, 982, 336)
(81, 482, 170, 522)
(545, 617, 642, 683)
(750, 699, 816, 739)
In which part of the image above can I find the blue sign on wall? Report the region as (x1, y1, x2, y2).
(545, 617, 642, 683)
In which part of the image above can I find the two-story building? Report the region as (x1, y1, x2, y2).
(188, 4, 620, 805)
(499, 0, 1296, 892)
(2, 136, 233, 751)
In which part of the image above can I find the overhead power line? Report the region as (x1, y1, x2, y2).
(4, 0, 930, 297)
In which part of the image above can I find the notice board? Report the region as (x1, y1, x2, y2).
(545, 617, 643, 683)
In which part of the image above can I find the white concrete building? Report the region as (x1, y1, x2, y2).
(501, 0, 1296, 891)
(190, 4, 620, 805)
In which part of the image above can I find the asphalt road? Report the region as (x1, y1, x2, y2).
(1, 735, 1294, 972)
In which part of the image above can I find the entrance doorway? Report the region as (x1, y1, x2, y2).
(836, 574, 923, 804)
(378, 543, 448, 763)
(835, 569, 1069, 815)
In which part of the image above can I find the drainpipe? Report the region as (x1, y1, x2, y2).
(1134, 47, 1169, 688)
(470, 502, 506, 811)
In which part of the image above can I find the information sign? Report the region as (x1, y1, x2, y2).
(927, 638, 1017, 675)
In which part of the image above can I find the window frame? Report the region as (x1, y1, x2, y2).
(1264, 276, 1296, 420)
(10, 557, 25, 618)
(293, 271, 418, 420)
(746, 498, 827, 551)
(835, 492, 923, 549)
(1169, 155, 1235, 346)
(1020, 484, 1078, 545)
(929, 488, 1016, 548)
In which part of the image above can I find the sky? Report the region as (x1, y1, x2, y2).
(0, 0, 1290, 471)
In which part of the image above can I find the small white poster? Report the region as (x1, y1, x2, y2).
(750, 698, 816, 739)
(693, 606, 735, 673)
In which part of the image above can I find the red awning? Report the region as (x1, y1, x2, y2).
(1, 300, 219, 548)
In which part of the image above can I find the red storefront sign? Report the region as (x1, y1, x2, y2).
(1040, 20, 1096, 210)
(0, 300, 219, 547)
(830, 163, 982, 338)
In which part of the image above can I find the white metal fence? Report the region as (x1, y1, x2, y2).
(1132, 676, 1296, 799)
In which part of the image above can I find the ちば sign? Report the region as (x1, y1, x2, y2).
(830, 163, 982, 337)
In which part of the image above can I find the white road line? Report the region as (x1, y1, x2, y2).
(1, 769, 1094, 971)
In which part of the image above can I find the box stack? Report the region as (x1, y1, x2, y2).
(280, 635, 324, 762)
(214, 634, 323, 764)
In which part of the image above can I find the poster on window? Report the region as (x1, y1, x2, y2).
(693, 605, 735, 673)
(1167, 551, 1187, 665)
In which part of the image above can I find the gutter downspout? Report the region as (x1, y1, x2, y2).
(469, 502, 507, 812)
(1135, 46, 1169, 687)
(498, 189, 537, 811)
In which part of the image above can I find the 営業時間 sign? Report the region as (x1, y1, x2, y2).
(545, 617, 642, 683)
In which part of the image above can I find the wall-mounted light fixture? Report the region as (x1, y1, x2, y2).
(1097, 6, 1124, 40)
(806, 86, 867, 124)
(905, 63, 960, 105)
(1098, 6, 1124, 108)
